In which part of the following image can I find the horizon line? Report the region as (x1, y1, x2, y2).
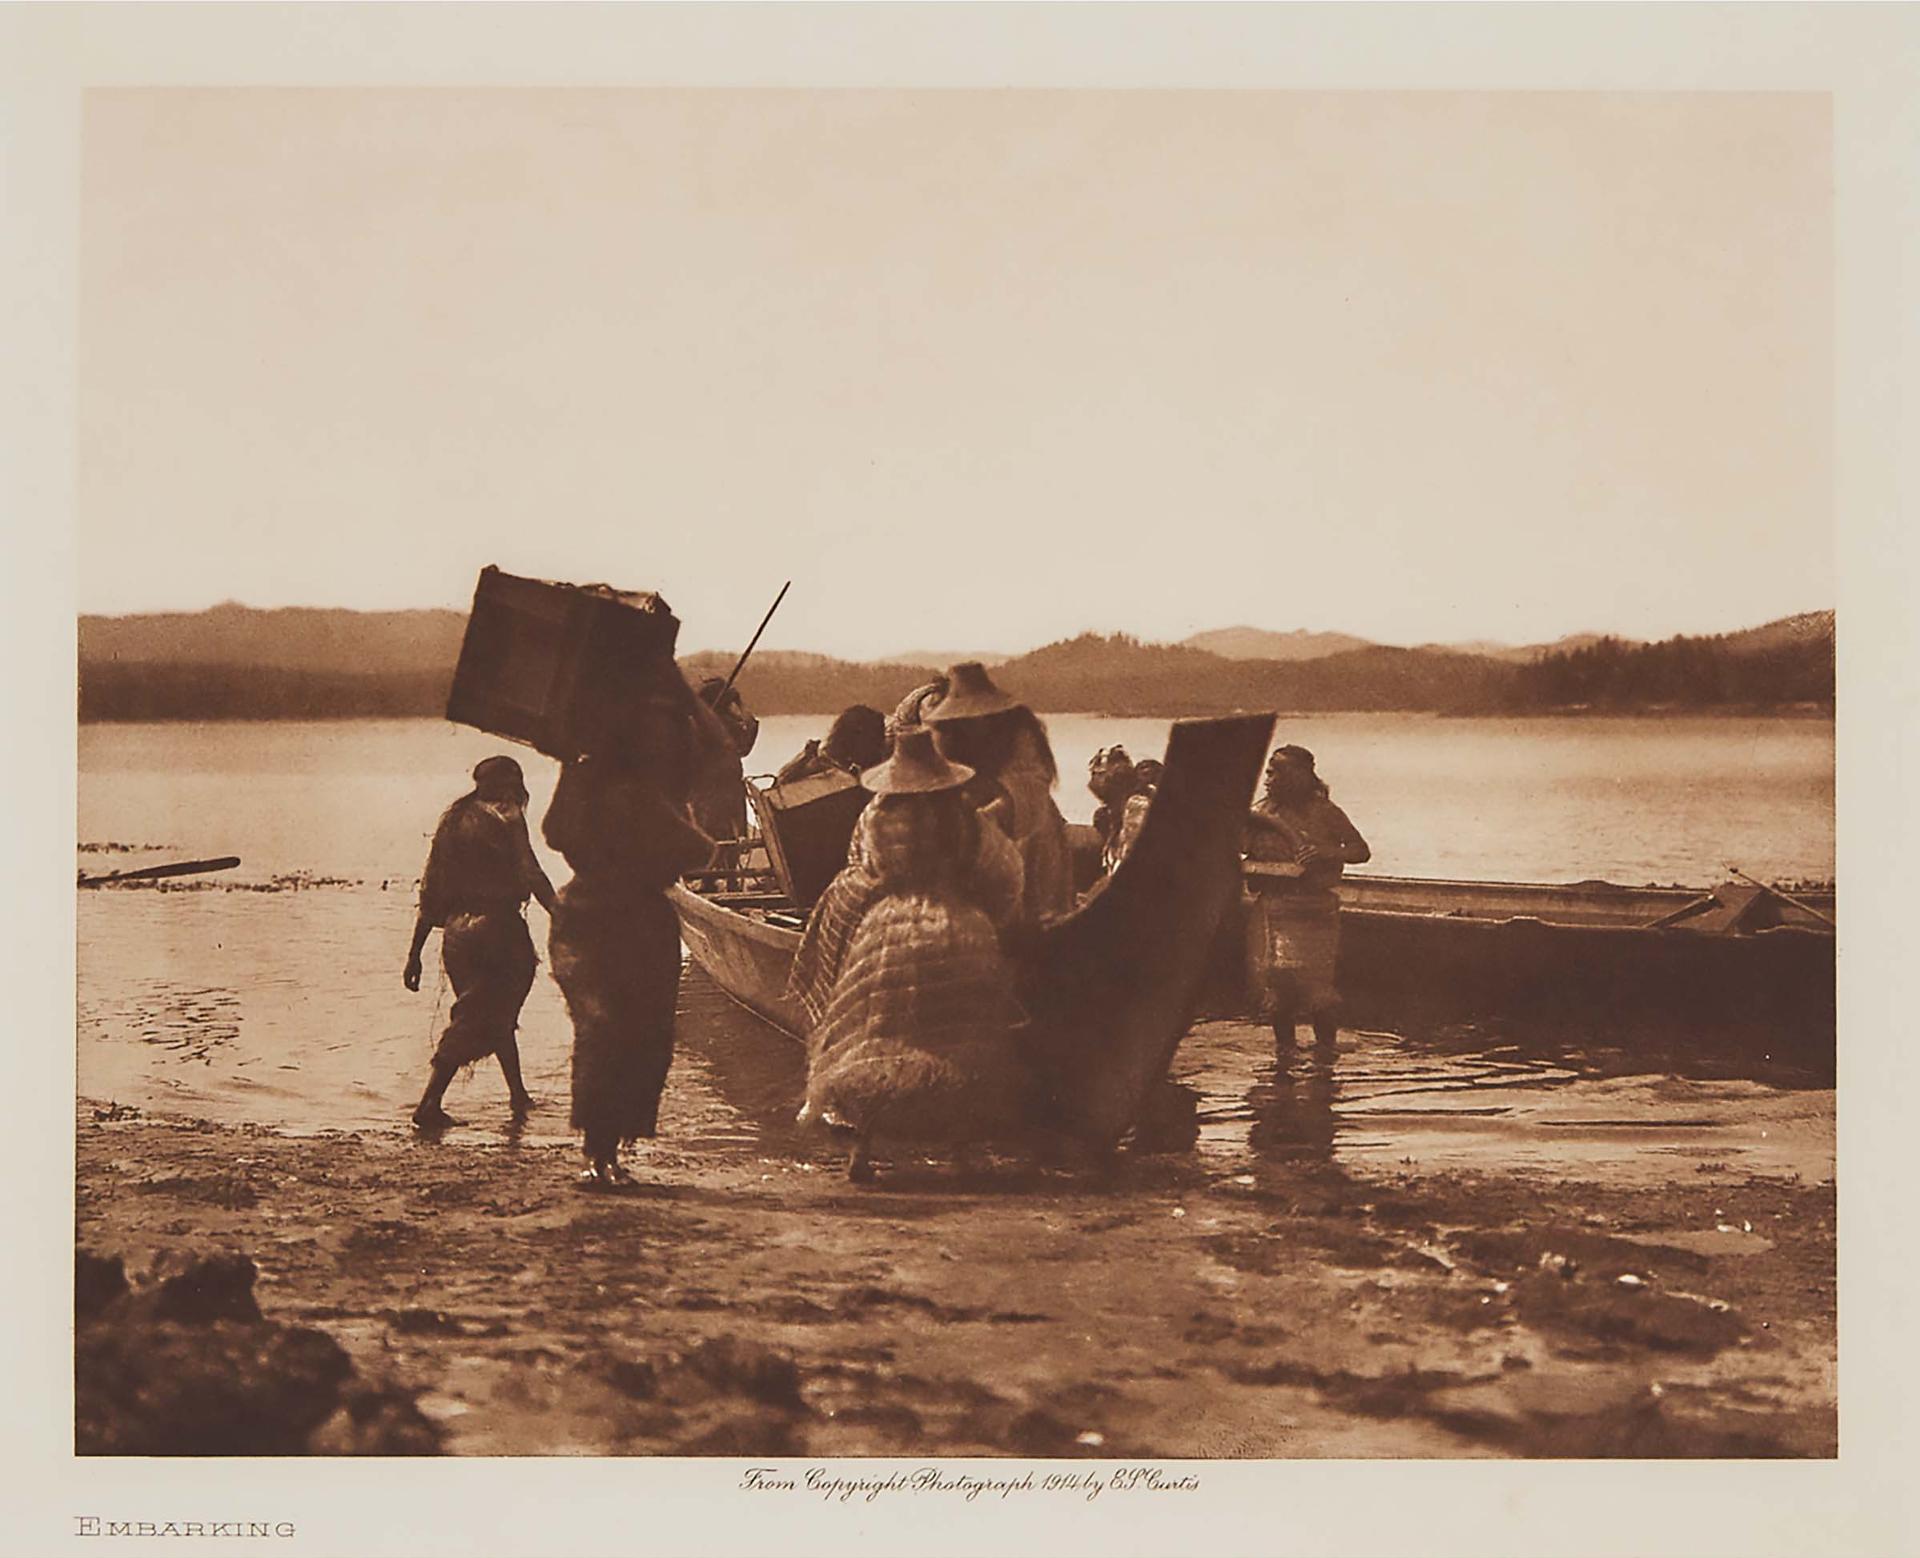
(74, 600, 1837, 664)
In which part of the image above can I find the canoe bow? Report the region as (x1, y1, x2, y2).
(1019, 713, 1274, 1146)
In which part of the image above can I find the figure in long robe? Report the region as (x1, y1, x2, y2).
(544, 689, 718, 1188)
(788, 730, 1028, 1181)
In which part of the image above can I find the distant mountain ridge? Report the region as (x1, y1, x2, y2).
(1179, 625, 1715, 665)
(1717, 610, 1835, 655)
(1178, 626, 1376, 662)
(76, 604, 1833, 721)
(1420, 632, 1612, 664)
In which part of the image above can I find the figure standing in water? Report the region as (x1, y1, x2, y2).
(405, 755, 557, 1130)
(543, 686, 721, 1188)
(1245, 745, 1371, 1048)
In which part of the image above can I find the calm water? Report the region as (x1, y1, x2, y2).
(77, 713, 1835, 1179)
(78, 712, 1834, 888)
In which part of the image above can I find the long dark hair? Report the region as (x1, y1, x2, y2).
(931, 707, 1057, 786)
(1261, 753, 1330, 807)
(438, 772, 528, 834)
(435, 791, 481, 836)
(824, 705, 888, 771)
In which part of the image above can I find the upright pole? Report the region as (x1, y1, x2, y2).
(721, 580, 792, 696)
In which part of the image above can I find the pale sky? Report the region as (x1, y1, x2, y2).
(79, 89, 1832, 658)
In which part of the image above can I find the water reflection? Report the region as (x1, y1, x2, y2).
(669, 976, 812, 1156)
(1246, 1033, 1340, 1163)
(1175, 1016, 1831, 1186)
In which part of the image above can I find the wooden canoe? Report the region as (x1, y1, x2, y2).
(1322, 875, 1834, 1058)
(1061, 817, 1836, 1057)
(1196, 869, 1836, 1064)
(1330, 872, 1833, 931)
(669, 712, 1276, 1147)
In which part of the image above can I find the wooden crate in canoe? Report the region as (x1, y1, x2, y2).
(749, 768, 869, 910)
(446, 567, 683, 760)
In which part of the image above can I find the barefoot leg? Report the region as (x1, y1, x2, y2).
(847, 1136, 876, 1184)
(497, 1037, 534, 1114)
(1267, 971, 1301, 1048)
(412, 1060, 461, 1130)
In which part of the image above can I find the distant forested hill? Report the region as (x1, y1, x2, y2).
(79, 603, 467, 675)
(78, 663, 456, 722)
(1508, 616, 1834, 712)
(677, 650, 941, 716)
(76, 606, 1833, 721)
(981, 635, 1513, 716)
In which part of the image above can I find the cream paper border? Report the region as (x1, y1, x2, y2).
(4, 5, 1914, 1555)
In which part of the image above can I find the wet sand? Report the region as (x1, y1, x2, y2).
(77, 981, 1836, 1458)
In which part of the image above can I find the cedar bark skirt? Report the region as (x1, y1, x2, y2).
(549, 883, 683, 1154)
(432, 911, 538, 1070)
(1246, 887, 1343, 1018)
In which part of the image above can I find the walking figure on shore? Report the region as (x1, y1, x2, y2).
(544, 686, 721, 1189)
(1245, 745, 1371, 1048)
(405, 755, 557, 1130)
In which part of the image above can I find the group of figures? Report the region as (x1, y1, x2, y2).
(404, 674, 746, 1186)
(786, 665, 1077, 1179)
(403, 656, 1369, 1187)
(1086, 737, 1371, 1046)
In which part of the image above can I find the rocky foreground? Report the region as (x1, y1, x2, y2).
(75, 1245, 442, 1455)
(74, 1102, 1835, 1459)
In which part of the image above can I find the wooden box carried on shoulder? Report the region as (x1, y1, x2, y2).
(445, 567, 682, 760)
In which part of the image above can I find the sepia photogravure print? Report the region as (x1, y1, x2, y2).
(16, 5, 1917, 1555)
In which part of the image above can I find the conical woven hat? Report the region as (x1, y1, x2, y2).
(922, 661, 1020, 723)
(860, 728, 975, 795)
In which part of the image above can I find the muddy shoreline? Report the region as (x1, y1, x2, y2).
(76, 1094, 1835, 1459)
